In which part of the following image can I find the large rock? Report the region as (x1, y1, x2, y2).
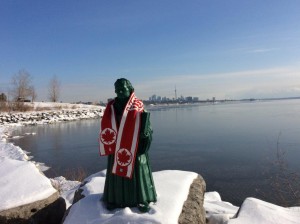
(204, 191, 239, 224)
(63, 170, 206, 224)
(179, 175, 206, 224)
(0, 192, 66, 224)
(0, 158, 66, 224)
(228, 197, 300, 224)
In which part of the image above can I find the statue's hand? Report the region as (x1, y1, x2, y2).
(140, 125, 152, 139)
(140, 132, 149, 139)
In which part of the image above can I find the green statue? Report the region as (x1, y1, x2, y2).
(99, 78, 157, 212)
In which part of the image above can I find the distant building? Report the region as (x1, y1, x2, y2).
(146, 93, 200, 104)
(151, 94, 157, 101)
(186, 96, 193, 102)
(17, 97, 31, 102)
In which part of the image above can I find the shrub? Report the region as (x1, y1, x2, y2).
(63, 167, 88, 182)
(264, 133, 300, 206)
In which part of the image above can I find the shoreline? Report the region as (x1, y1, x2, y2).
(0, 103, 104, 126)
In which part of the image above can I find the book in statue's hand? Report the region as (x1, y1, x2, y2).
(140, 111, 150, 138)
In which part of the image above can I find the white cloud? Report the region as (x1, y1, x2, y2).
(245, 48, 278, 53)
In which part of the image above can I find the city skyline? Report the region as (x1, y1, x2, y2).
(1, 1, 300, 102)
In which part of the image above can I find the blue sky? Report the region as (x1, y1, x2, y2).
(1, 0, 300, 102)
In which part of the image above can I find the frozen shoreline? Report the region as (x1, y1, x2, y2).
(0, 102, 104, 126)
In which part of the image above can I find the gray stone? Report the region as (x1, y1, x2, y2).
(61, 181, 88, 223)
(178, 175, 206, 224)
(72, 181, 88, 205)
(67, 174, 206, 224)
(0, 108, 102, 125)
(0, 192, 66, 224)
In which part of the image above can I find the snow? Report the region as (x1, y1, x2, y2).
(0, 102, 104, 126)
(203, 190, 300, 224)
(0, 141, 28, 161)
(228, 197, 300, 224)
(204, 192, 239, 224)
(50, 176, 80, 208)
(0, 126, 58, 212)
(63, 170, 198, 224)
(0, 127, 28, 162)
(0, 157, 57, 211)
(1, 105, 300, 223)
(30, 102, 102, 110)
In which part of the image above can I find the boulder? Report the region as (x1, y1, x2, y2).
(204, 191, 239, 223)
(63, 170, 206, 224)
(0, 158, 66, 224)
(228, 197, 300, 224)
(0, 192, 66, 224)
(179, 175, 206, 224)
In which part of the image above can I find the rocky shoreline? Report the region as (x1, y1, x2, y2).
(0, 108, 103, 126)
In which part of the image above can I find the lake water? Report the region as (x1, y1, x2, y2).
(10, 99, 300, 206)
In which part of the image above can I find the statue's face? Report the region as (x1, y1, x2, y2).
(115, 81, 131, 99)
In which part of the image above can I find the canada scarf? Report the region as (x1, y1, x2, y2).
(99, 93, 144, 178)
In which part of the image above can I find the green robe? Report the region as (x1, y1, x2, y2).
(102, 100, 157, 208)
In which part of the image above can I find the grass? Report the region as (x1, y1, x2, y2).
(0, 102, 34, 112)
(63, 167, 88, 182)
(269, 134, 300, 206)
(260, 133, 300, 207)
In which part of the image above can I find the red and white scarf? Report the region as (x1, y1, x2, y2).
(99, 93, 144, 178)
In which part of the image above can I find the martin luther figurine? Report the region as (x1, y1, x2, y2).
(99, 78, 157, 212)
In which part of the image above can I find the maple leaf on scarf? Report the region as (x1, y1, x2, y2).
(101, 128, 116, 145)
(117, 149, 132, 166)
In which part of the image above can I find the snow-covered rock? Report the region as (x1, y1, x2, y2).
(0, 102, 104, 126)
(204, 191, 239, 224)
(0, 157, 57, 211)
(50, 176, 80, 209)
(0, 126, 66, 223)
(63, 170, 201, 224)
(0, 157, 66, 223)
(228, 197, 300, 224)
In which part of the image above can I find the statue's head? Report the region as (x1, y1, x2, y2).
(114, 78, 134, 99)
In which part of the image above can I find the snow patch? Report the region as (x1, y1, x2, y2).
(0, 157, 57, 211)
(228, 197, 300, 224)
(50, 176, 80, 208)
(204, 192, 239, 224)
(63, 170, 198, 224)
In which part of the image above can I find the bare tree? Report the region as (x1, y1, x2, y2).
(30, 86, 37, 102)
(11, 69, 34, 101)
(48, 75, 60, 102)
